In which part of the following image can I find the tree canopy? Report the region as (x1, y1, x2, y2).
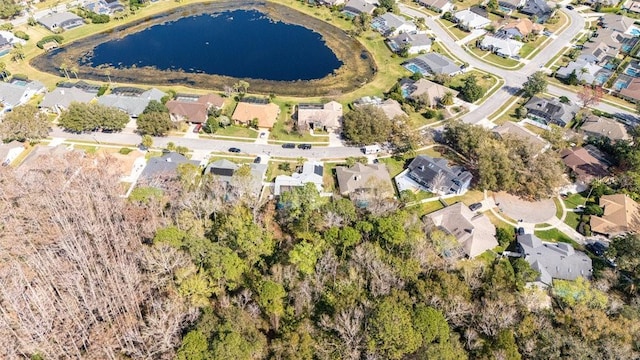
(137, 111, 172, 136)
(522, 71, 548, 97)
(0, 104, 50, 142)
(58, 102, 129, 133)
(343, 105, 392, 145)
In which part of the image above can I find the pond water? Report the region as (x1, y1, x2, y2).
(82, 9, 342, 81)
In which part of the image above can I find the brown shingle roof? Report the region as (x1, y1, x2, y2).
(560, 146, 610, 181)
(166, 100, 208, 123)
(581, 115, 630, 142)
(196, 93, 225, 108)
(590, 194, 640, 236)
(336, 163, 393, 195)
(232, 102, 280, 129)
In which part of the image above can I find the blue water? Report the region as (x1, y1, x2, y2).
(615, 79, 630, 90)
(631, 28, 640, 36)
(83, 10, 343, 81)
(594, 73, 609, 85)
(626, 67, 640, 77)
(603, 63, 615, 70)
(404, 63, 424, 74)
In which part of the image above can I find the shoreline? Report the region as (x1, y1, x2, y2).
(29, 0, 377, 96)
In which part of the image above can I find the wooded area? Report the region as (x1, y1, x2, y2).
(0, 153, 639, 359)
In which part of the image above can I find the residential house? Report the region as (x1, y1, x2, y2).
(479, 34, 523, 58)
(623, 0, 640, 14)
(318, 0, 347, 5)
(453, 9, 491, 31)
(387, 32, 432, 54)
(296, 101, 343, 131)
(520, 0, 552, 22)
(580, 114, 630, 142)
(600, 14, 636, 34)
(0, 79, 46, 113)
(500, 18, 543, 38)
(336, 163, 394, 196)
(0, 31, 27, 47)
(372, 12, 418, 37)
(402, 78, 459, 107)
(524, 96, 578, 127)
(204, 159, 267, 198)
(232, 101, 280, 129)
(39, 87, 96, 113)
(517, 233, 592, 287)
(417, 0, 454, 13)
(403, 52, 462, 76)
(425, 203, 498, 258)
(0, 141, 25, 166)
(274, 160, 324, 196)
(555, 59, 605, 85)
(584, 28, 636, 62)
(0, 35, 12, 55)
(166, 93, 225, 124)
(139, 152, 200, 182)
(354, 97, 408, 119)
(38, 12, 85, 32)
(498, 0, 526, 12)
(84, 0, 125, 15)
(619, 78, 640, 103)
(590, 194, 640, 237)
(560, 145, 611, 183)
(342, 0, 376, 17)
(492, 121, 549, 154)
(98, 87, 166, 118)
(395, 155, 472, 195)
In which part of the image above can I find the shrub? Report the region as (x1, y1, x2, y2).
(37, 35, 64, 49)
(13, 31, 29, 40)
(118, 147, 133, 155)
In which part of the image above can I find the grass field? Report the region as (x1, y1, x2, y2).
(535, 228, 579, 247)
(437, 19, 470, 41)
(214, 126, 259, 138)
(521, 35, 548, 59)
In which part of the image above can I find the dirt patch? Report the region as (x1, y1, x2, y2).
(30, 0, 376, 97)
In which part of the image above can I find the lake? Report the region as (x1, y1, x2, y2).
(82, 9, 343, 81)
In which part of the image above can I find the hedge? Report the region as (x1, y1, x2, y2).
(37, 35, 64, 49)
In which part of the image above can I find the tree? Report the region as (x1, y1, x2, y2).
(441, 91, 455, 106)
(9, 43, 24, 62)
(58, 102, 99, 132)
(378, 0, 397, 12)
(141, 134, 153, 149)
(487, 0, 499, 11)
(460, 75, 484, 102)
(0, 0, 22, 20)
(368, 291, 422, 359)
(234, 80, 250, 94)
(608, 234, 640, 281)
(522, 71, 548, 97)
(0, 104, 50, 142)
(176, 330, 209, 360)
(137, 111, 172, 136)
(566, 69, 579, 85)
(577, 85, 603, 109)
(143, 99, 168, 114)
(343, 105, 392, 145)
(258, 280, 286, 330)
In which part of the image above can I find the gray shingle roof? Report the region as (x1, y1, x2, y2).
(97, 88, 165, 117)
(140, 152, 199, 180)
(405, 53, 461, 75)
(40, 87, 96, 110)
(517, 233, 592, 285)
(405, 155, 472, 195)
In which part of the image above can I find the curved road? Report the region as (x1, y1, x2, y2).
(400, 4, 636, 124)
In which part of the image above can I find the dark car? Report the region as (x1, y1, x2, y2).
(282, 143, 296, 149)
(298, 144, 312, 150)
(586, 242, 607, 257)
(254, 156, 261, 163)
(228, 147, 241, 153)
(469, 202, 482, 211)
(566, 5, 574, 9)
(517, 227, 525, 236)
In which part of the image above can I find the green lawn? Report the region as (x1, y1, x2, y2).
(379, 156, 408, 177)
(446, 190, 485, 206)
(553, 197, 564, 219)
(544, 10, 569, 33)
(520, 36, 548, 59)
(466, 46, 522, 68)
(534, 228, 579, 247)
(214, 126, 259, 138)
(488, 94, 526, 124)
(418, 200, 445, 215)
(545, 47, 569, 68)
(437, 19, 470, 41)
(266, 161, 300, 182)
(563, 192, 589, 209)
(484, 211, 516, 231)
(564, 211, 582, 230)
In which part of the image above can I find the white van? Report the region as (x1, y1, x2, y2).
(362, 145, 381, 155)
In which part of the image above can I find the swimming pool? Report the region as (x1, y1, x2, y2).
(628, 27, 640, 36)
(404, 63, 425, 74)
(594, 73, 609, 85)
(10, 80, 28, 86)
(626, 67, 640, 77)
(615, 79, 630, 90)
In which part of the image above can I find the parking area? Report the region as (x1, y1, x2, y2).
(493, 192, 557, 224)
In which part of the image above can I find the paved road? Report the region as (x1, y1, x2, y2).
(50, 127, 366, 159)
(400, 4, 637, 124)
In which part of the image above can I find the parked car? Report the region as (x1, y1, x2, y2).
(469, 202, 482, 211)
(298, 144, 312, 150)
(193, 124, 202, 133)
(254, 156, 261, 163)
(566, 5, 574, 9)
(586, 242, 607, 257)
(228, 147, 241, 153)
(260, 132, 266, 138)
(282, 143, 295, 149)
(517, 227, 525, 236)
